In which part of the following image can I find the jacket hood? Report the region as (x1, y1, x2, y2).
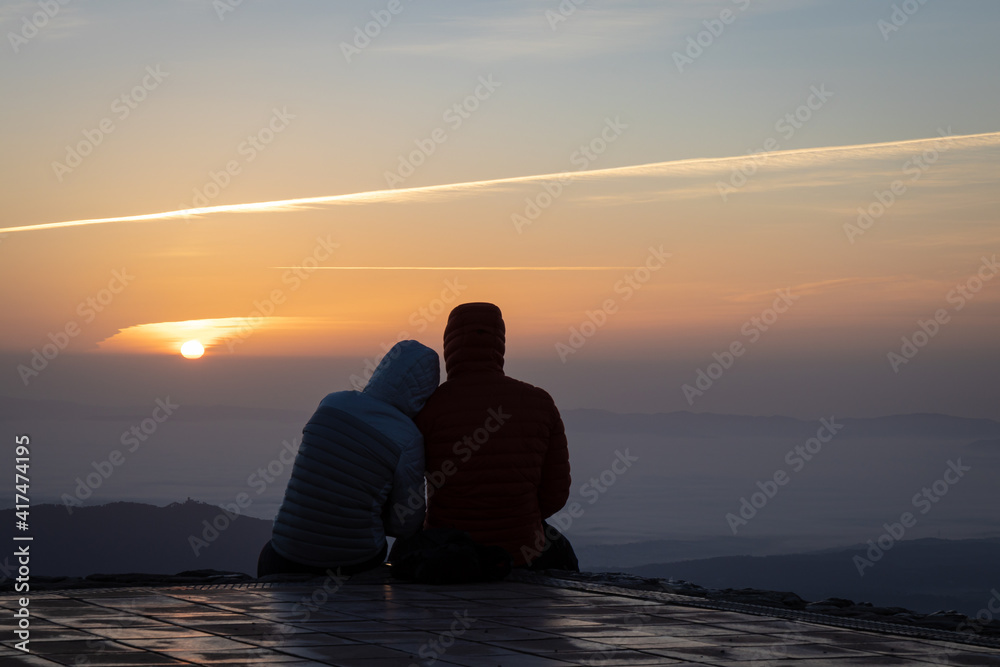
(443, 302, 506, 377)
(362, 340, 440, 417)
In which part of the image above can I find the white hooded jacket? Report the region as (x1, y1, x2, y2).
(271, 340, 440, 567)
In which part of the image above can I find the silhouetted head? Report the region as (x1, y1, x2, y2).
(363, 339, 440, 417)
(442, 302, 505, 377)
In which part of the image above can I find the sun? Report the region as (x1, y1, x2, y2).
(180, 340, 205, 359)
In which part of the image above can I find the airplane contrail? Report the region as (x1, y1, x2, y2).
(2, 131, 997, 235)
(269, 266, 643, 271)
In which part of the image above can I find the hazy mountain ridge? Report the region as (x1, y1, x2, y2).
(3, 399, 997, 614)
(0, 500, 271, 579)
(576, 537, 814, 567)
(622, 537, 1000, 616)
(5, 395, 1000, 439)
(968, 438, 1000, 450)
(562, 408, 1000, 439)
(0, 396, 309, 423)
(4, 500, 999, 617)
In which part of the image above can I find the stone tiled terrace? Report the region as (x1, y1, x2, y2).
(3, 570, 1000, 666)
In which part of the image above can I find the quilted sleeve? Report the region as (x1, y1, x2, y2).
(536, 394, 571, 519)
(385, 430, 426, 537)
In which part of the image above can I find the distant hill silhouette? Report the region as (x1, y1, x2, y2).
(968, 438, 1000, 450)
(623, 537, 1000, 616)
(0, 396, 309, 424)
(561, 409, 1000, 439)
(577, 536, 796, 567)
(0, 500, 271, 579)
(5, 395, 999, 439)
(3, 499, 998, 618)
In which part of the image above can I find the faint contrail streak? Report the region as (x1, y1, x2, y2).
(2, 131, 997, 235)
(268, 266, 640, 270)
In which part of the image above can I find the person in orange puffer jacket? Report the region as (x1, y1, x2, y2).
(415, 302, 578, 570)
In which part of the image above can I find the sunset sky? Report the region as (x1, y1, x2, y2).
(1, 0, 998, 419)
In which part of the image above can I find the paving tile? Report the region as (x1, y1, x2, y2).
(706, 632, 810, 646)
(67, 590, 163, 598)
(921, 651, 1000, 666)
(775, 642, 889, 659)
(276, 642, 419, 661)
(709, 618, 830, 634)
(554, 606, 658, 618)
(1, 626, 103, 642)
(398, 616, 507, 632)
(264, 610, 364, 624)
(41, 655, 195, 666)
(495, 598, 593, 609)
(547, 648, 686, 665)
(712, 658, 924, 666)
(85, 625, 214, 640)
(589, 598, 674, 608)
(48, 616, 179, 629)
(484, 635, 620, 654)
(804, 628, 902, 643)
(346, 629, 454, 644)
(372, 591, 455, 602)
(492, 616, 603, 629)
(13, 639, 145, 656)
(556, 625, 685, 639)
(440, 587, 548, 600)
(4, 579, 1000, 667)
(119, 635, 259, 652)
(145, 648, 305, 664)
(594, 612, 699, 627)
(435, 653, 579, 667)
(410, 600, 490, 612)
(0, 654, 65, 667)
(588, 635, 719, 650)
(235, 631, 360, 648)
(646, 609, 760, 622)
(86, 597, 194, 609)
(614, 622, 744, 638)
(646, 640, 876, 663)
(458, 626, 574, 642)
(142, 612, 251, 622)
(32, 606, 132, 619)
(192, 621, 309, 636)
(819, 638, 963, 656)
(383, 637, 518, 660)
(289, 619, 411, 634)
(22, 600, 100, 609)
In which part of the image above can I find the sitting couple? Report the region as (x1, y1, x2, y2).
(257, 302, 579, 578)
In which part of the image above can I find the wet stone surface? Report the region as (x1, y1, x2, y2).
(3, 568, 1000, 666)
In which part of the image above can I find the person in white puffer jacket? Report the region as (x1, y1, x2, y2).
(257, 339, 440, 576)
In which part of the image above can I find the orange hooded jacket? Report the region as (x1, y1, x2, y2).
(415, 302, 571, 566)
